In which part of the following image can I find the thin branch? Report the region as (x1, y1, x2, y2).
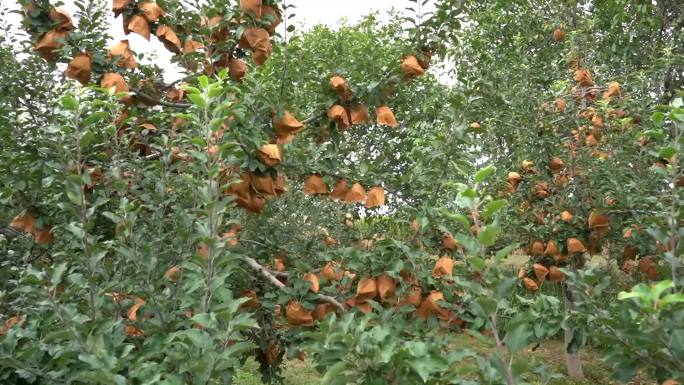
(132, 88, 191, 109)
(302, 110, 327, 125)
(145, 152, 162, 160)
(279, 0, 290, 98)
(239, 239, 268, 247)
(1, 225, 24, 237)
(315, 293, 346, 314)
(270, 270, 289, 278)
(604, 208, 668, 215)
(490, 314, 516, 385)
(162, 74, 195, 90)
(243, 256, 287, 288)
(242, 256, 345, 313)
(549, 116, 570, 124)
(239, 240, 291, 277)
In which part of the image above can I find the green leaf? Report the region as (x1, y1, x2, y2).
(451, 213, 471, 229)
(322, 361, 350, 384)
(102, 212, 121, 223)
(190, 137, 207, 147)
(187, 93, 207, 109)
(43, 329, 72, 342)
(223, 341, 255, 357)
(407, 341, 428, 356)
(78, 353, 102, 369)
(659, 293, 684, 308)
(477, 224, 499, 246)
(182, 329, 212, 349)
(407, 354, 447, 382)
(66, 223, 85, 239)
(482, 199, 506, 220)
(467, 256, 486, 271)
(66, 188, 82, 205)
(454, 233, 479, 255)
(61, 95, 78, 110)
(79, 130, 95, 148)
(618, 283, 652, 305)
(566, 329, 585, 353)
(504, 324, 532, 353)
(210, 117, 224, 132)
(66, 176, 84, 205)
(455, 193, 475, 210)
(613, 361, 638, 383)
(229, 312, 259, 331)
(659, 146, 676, 159)
(180, 85, 201, 94)
(360, 160, 370, 174)
(191, 313, 218, 329)
(476, 296, 498, 315)
(495, 243, 519, 262)
(650, 280, 674, 303)
(474, 165, 495, 183)
(83, 111, 109, 125)
(207, 84, 223, 98)
(439, 209, 470, 230)
(617, 291, 642, 300)
(50, 262, 68, 286)
(460, 187, 477, 198)
(651, 111, 665, 126)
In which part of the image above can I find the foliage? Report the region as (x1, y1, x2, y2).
(570, 268, 684, 383)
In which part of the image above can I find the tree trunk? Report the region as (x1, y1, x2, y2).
(564, 288, 584, 379)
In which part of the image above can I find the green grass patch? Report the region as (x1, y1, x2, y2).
(234, 358, 320, 385)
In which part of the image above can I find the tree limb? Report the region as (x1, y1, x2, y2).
(132, 88, 191, 109)
(243, 256, 286, 288)
(145, 152, 162, 160)
(242, 256, 346, 313)
(302, 110, 326, 125)
(314, 293, 346, 313)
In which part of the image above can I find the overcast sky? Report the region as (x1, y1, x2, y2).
(3, 0, 435, 82)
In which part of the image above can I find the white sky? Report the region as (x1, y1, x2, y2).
(3, 0, 435, 83)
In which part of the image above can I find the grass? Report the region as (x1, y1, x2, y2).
(234, 358, 319, 385)
(233, 334, 654, 385)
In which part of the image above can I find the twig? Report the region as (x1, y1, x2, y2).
(302, 110, 327, 125)
(0, 225, 24, 237)
(315, 293, 346, 313)
(270, 270, 289, 278)
(604, 208, 668, 215)
(145, 152, 162, 160)
(490, 314, 515, 385)
(549, 116, 569, 124)
(162, 74, 195, 90)
(242, 256, 345, 313)
(279, 0, 290, 98)
(239, 239, 268, 247)
(238, 240, 290, 277)
(132, 88, 191, 109)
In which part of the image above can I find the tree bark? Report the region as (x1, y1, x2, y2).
(564, 287, 584, 379)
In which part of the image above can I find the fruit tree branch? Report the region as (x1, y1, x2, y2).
(243, 256, 286, 288)
(302, 110, 327, 125)
(132, 88, 191, 109)
(242, 256, 346, 313)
